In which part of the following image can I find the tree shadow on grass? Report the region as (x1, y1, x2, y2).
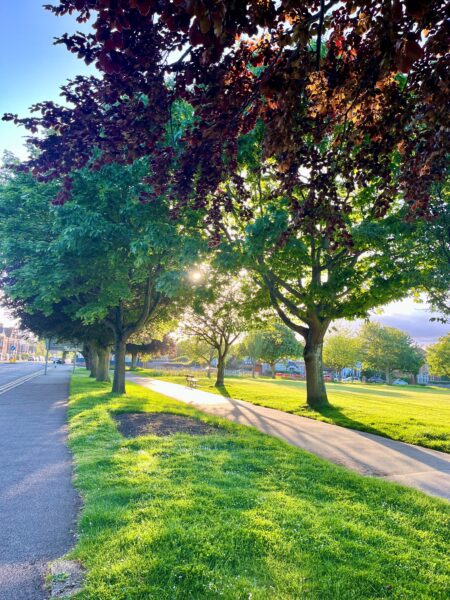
(262, 377, 415, 400)
(210, 379, 392, 441)
(306, 403, 392, 440)
(214, 384, 232, 398)
(303, 402, 450, 454)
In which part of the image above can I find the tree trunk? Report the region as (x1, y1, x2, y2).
(303, 324, 329, 408)
(112, 338, 127, 394)
(89, 349, 99, 379)
(82, 344, 91, 371)
(96, 346, 111, 382)
(252, 361, 256, 378)
(385, 367, 390, 384)
(206, 360, 211, 378)
(215, 353, 226, 387)
(270, 362, 276, 379)
(130, 352, 138, 370)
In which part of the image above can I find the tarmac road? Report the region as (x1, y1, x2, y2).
(0, 365, 78, 600)
(0, 362, 44, 390)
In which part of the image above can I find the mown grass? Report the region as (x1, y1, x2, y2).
(135, 370, 450, 452)
(67, 372, 449, 599)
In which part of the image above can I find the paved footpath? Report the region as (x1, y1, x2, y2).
(0, 366, 78, 600)
(130, 376, 450, 502)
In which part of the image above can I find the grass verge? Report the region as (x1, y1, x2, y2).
(134, 369, 450, 452)
(68, 372, 449, 599)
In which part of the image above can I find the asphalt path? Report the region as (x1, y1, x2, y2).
(130, 376, 450, 502)
(0, 366, 78, 600)
(0, 362, 44, 389)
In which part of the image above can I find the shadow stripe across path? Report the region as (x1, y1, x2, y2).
(129, 376, 450, 502)
(0, 366, 78, 600)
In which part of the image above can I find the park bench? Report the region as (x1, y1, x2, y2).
(186, 375, 199, 388)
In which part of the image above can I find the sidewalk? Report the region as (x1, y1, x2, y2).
(129, 376, 450, 502)
(0, 367, 78, 600)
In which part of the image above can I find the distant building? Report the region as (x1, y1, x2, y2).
(417, 363, 430, 385)
(261, 359, 305, 376)
(417, 362, 449, 385)
(0, 324, 38, 361)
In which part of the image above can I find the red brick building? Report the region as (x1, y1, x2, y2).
(0, 324, 38, 361)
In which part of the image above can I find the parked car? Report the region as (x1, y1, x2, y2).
(392, 378, 408, 385)
(341, 377, 361, 383)
(367, 376, 384, 383)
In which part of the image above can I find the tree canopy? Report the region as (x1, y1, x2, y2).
(358, 322, 424, 383)
(240, 331, 265, 378)
(323, 329, 359, 377)
(427, 333, 450, 378)
(213, 123, 445, 405)
(179, 276, 250, 386)
(176, 337, 217, 377)
(258, 323, 303, 378)
(0, 161, 203, 392)
(4, 1, 448, 230)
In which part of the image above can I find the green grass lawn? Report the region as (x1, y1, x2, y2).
(134, 369, 450, 452)
(67, 372, 449, 599)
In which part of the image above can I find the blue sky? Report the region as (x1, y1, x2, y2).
(0, 1, 94, 159)
(0, 3, 448, 343)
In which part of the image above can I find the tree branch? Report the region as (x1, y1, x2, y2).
(255, 255, 305, 299)
(259, 267, 307, 322)
(316, 0, 325, 69)
(124, 275, 160, 337)
(260, 272, 309, 337)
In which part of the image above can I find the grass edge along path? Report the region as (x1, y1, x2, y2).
(134, 369, 450, 453)
(66, 372, 449, 599)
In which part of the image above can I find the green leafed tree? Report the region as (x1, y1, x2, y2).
(2, 293, 113, 382)
(358, 322, 424, 384)
(127, 336, 174, 370)
(216, 126, 446, 407)
(416, 184, 450, 322)
(179, 276, 250, 387)
(323, 329, 359, 379)
(176, 337, 217, 378)
(258, 323, 303, 379)
(240, 331, 265, 378)
(427, 334, 450, 378)
(0, 161, 203, 393)
(126, 316, 176, 369)
(0, 165, 114, 380)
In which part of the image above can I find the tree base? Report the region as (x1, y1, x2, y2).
(306, 396, 330, 409)
(111, 388, 126, 395)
